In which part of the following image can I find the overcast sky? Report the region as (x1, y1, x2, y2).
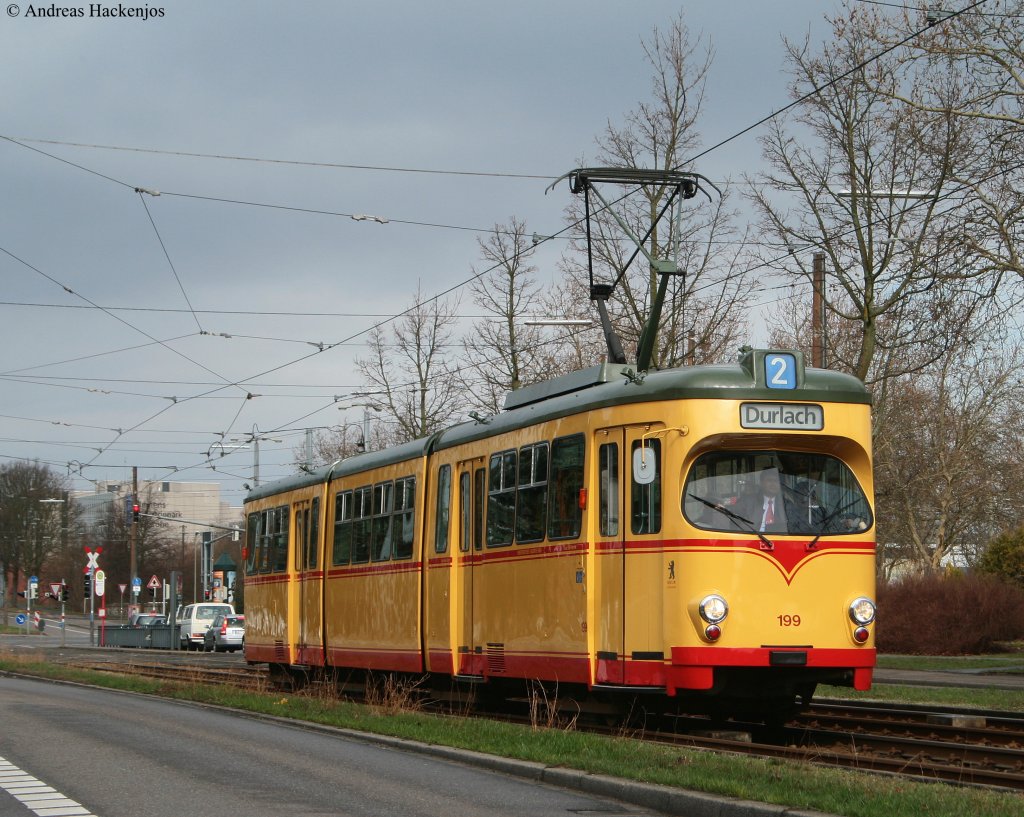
(1, 0, 849, 504)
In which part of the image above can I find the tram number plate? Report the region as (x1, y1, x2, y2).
(777, 614, 802, 627)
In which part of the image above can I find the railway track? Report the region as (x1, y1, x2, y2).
(55, 651, 1024, 792)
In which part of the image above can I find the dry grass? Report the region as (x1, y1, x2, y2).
(363, 672, 428, 716)
(526, 680, 579, 731)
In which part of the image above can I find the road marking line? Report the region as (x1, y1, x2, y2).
(0, 756, 94, 817)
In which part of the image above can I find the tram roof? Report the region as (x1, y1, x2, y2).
(245, 349, 869, 503)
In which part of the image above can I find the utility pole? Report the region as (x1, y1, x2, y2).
(130, 466, 138, 591)
(811, 252, 826, 368)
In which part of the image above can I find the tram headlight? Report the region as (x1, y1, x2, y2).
(848, 596, 876, 626)
(699, 594, 729, 624)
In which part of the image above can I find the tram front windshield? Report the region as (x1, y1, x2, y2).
(682, 450, 872, 536)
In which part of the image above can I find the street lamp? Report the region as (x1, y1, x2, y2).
(338, 403, 381, 454)
(228, 426, 283, 488)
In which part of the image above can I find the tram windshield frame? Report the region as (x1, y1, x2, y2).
(682, 450, 872, 536)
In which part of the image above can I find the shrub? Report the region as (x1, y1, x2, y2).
(876, 571, 1024, 654)
(977, 525, 1024, 587)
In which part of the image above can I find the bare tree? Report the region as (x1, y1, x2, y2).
(873, 336, 1024, 574)
(878, 2, 1024, 283)
(748, 5, 993, 384)
(559, 12, 750, 367)
(0, 461, 71, 625)
(459, 218, 546, 413)
(355, 285, 464, 444)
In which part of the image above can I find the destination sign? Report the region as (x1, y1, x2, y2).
(740, 402, 824, 431)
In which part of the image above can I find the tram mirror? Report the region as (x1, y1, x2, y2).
(633, 446, 657, 485)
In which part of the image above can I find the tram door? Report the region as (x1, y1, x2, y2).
(455, 461, 485, 676)
(293, 497, 322, 664)
(293, 501, 310, 659)
(594, 429, 626, 684)
(594, 425, 664, 686)
(623, 424, 665, 684)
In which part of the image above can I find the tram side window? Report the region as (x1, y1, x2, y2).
(549, 434, 584, 540)
(371, 481, 395, 562)
(435, 465, 451, 554)
(487, 450, 517, 547)
(599, 443, 619, 537)
(460, 472, 471, 553)
(245, 512, 260, 572)
(474, 468, 485, 551)
(308, 497, 320, 569)
(394, 476, 415, 560)
(516, 442, 548, 543)
(352, 486, 372, 564)
(294, 506, 308, 572)
(272, 507, 288, 573)
(258, 510, 271, 573)
(332, 491, 353, 565)
(631, 439, 661, 535)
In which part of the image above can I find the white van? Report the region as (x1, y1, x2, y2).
(177, 602, 234, 650)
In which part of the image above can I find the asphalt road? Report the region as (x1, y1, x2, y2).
(0, 676, 661, 817)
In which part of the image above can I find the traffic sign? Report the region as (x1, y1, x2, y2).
(94, 569, 106, 597)
(86, 551, 99, 570)
(147, 575, 161, 590)
(15, 614, 26, 625)
(50, 583, 61, 598)
(29, 575, 38, 585)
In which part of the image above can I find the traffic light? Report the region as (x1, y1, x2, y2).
(132, 499, 140, 523)
(84, 573, 92, 597)
(61, 583, 69, 602)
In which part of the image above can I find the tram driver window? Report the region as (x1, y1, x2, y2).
(681, 451, 873, 536)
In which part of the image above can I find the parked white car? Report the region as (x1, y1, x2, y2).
(177, 602, 234, 651)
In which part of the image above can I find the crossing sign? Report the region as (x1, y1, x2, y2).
(86, 551, 99, 570)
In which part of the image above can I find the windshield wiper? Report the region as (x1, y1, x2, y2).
(804, 498, 868, 550)
(688, 493, 775, 551)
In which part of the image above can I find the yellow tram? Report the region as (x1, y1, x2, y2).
(244, 168, 875, 717)
(244, 348, 875, 715)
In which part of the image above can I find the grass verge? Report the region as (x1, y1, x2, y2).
(878, 654, 1024, 673)
(821, 683, 1024, 712)
(0, 652, 1021, 817)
